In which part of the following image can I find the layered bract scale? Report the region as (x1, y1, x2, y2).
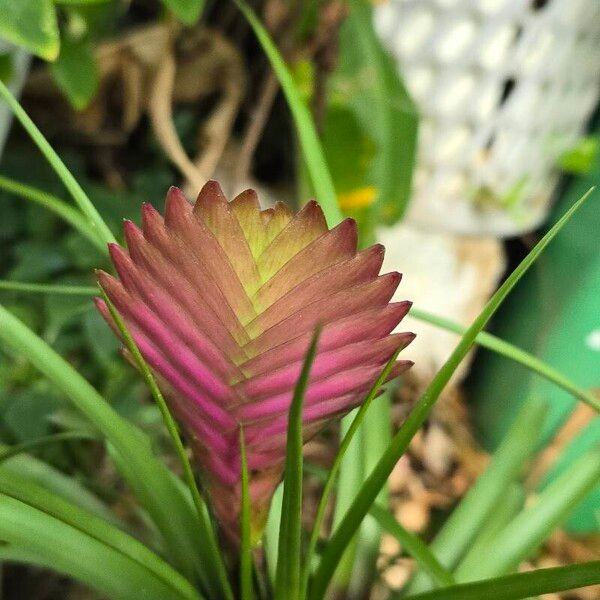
(96, 182, 413, 540)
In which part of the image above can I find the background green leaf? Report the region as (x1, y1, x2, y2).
(50, 35, 99, 110)
(161, 0, 204, 26)
(0, 0, 60, 61)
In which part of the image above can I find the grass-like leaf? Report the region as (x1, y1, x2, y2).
(454, 449, 600, 581)
(369, 504, 455, 588)
(401, 561, 600, 600)
(410, 307, 600, 413)
(275, 327, 321, 600)
(239, 427, 255, 600)
(0, 431, 95, 463)
(0, 303, 208, 586)
(0, 280, 99, 296)
(0, 175, 105, 251)
(0, 470, 200, 599)
(301, 349, 403, 596)
(234, 0, 343, 228)
(101, 290, 233, 600)
(0, 492, 201, 600)
(0, 447, 118, 525)
(407, 397, 547, 593)
(0, 80, 115, 247)
(309, 188, 595, 599)
(344, 0, 418, 224)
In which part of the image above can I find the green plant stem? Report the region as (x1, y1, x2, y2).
(0, 79, 115, 247)
(309, 189, 594, 599)
(101, 290, 234, 600)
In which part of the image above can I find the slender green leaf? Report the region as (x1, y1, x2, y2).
(309, 188, 595, 599)
(0, 80, 116, 247)
(369, 504, 455, 587)
(455, 449, 600, 581)
(0, 431, 95, 463)
(0, 303, 208, 585)
(342, 0, 418, 224)
(302, 349, 403, 596)
(401, 561, 600, 600)
(101, 290, 234, 600)
(0, 0, 59, 61)
(162, 0, 204, 25)
(407, 397, 547, 593)
(239, 428, 254, 600)
(235, 0, 343, 227)
(0, 449, 117, 524)
(50, 35, 99, 110)
(0, 175, 106, 251)
(275, 327, 321, 600)
(55, 0, 113, 4)
(0, 471, 200, 599)
(0, 493, 199, 600)
(0, 280, 98, 296)
(264, 483, 284, 586)
(453, 484, 525, 580)
(409, 308, 600, 413)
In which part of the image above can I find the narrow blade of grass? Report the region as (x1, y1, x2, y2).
(0, 175, 106, 252)
(101, 290, 233, 600)
(0, 80, 115, 247)
(234, 0, 343, 228)
(302, 349, 403, 597)
(275, 326, 321, 600)
(401, 561, 600, 600)
(455, 449, 600, 581)
(407, 396, 547, 593)
(309, 188, 595, 599)
(0, 303, 208, 587)
(0, 431, 96, 464)
(0, 280, 99, 296)
(0, 471, 201, 600)
(239, 427, 255, 600)
(369, 504, 455, 588)
(409, 307, 600, 413)
(0, 493, 201, 600)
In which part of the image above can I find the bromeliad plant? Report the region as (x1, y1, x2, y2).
(0, 4, 600, 599)
(95, 182, 414, 544)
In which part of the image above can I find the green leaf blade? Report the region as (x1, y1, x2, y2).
(235, 0, 342, 228)
(0, 0, 59, 61)
(309, 188, 595, 598)
(162, 0, 204, 26)
(50, 36, 99, 110)
(239, 428, 255, 600)
(275, 327, 321, 600)
(402, 561, 600, 600)
(369, 504, 455, 588)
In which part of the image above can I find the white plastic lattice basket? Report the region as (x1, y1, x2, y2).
(375, 0, 600, 236)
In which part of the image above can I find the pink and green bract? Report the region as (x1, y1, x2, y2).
(96, 182, 414, 542)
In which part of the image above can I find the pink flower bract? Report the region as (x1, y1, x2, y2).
(96, 182, 413, 541)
